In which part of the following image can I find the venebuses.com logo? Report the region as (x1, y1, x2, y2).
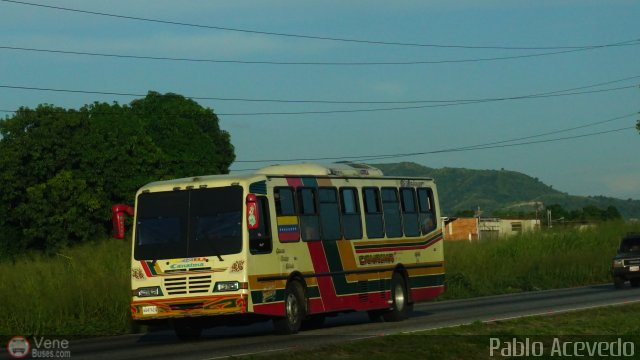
(6, 336, 30, 358)
(5, 336, 71, 359)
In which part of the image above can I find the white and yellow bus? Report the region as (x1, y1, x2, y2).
(129, 163, 444, 339)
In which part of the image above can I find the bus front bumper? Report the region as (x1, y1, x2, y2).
(131, 294, 247, 320)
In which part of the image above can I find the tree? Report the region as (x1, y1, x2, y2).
(0, 92, 235, 256)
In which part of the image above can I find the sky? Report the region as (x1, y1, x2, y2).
(1, 0, 639, 200)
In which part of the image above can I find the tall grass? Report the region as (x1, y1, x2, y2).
(442, 221, 640, 299)
(1, 222, 638, 336)
(0, 239, 131, 337)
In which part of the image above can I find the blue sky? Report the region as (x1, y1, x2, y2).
(1, 0, 639, 199)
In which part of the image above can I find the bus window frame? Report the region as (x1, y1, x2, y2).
(381, 187, 403, 238)
(274, 186, 297, 216)
(417, 187, 437, 235)
(362, 186, 385, 239)
(399, 187, 420, 237)
(318, 187, 341, 241)
(340, 187, 363, 240)
(297, 187, 321, 241)
(249, 196, 273, 255)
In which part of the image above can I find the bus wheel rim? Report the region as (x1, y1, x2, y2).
(394, 283, 405, 311)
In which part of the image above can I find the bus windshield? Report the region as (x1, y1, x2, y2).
(134, 186, 243, 260)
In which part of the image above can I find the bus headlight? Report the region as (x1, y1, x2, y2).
(135, 286, 163, 297)
(613, 259, 625, 268)
(214, 281, 240, 292)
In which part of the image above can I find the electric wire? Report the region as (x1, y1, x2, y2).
(231, 124, 637, 171)
(0, 74, 637, 106)
(1, 39, 639, 66)
(2, 0, 639, 51)
(233, 112, 638, 163)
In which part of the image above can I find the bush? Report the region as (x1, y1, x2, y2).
(0, 93, 234, 256)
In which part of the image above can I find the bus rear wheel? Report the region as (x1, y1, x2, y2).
(382, 272, 410, 322)
(273, 281, 305, 334)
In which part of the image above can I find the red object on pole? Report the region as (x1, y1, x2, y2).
(112, 204, 134, 239)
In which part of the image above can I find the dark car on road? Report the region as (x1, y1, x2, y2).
(612, 233, 640, 289)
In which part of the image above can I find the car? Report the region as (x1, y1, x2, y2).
(612, 233, 640, 289)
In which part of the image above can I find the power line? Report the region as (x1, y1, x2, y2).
(210, 85, 640, 116)
(0, 75, 638, 107)
(233, 112, 638, 163)
(0, 84, 636, 116)
(2, 0, 639, 51)
(231, 124, 637, 171)
(1, 40, 639, 66)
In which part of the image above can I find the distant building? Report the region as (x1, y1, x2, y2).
(442, 217, 478, 241)
(443, 217, 540, 241)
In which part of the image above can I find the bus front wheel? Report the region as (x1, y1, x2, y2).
(273, 281, 305, 334)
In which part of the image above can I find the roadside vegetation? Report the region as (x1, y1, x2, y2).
(1, 221, 638, 337)
(443, 221, 640, 299)
(0, 239, 131, 338)
(0, 93, 234, 259)
(257, 303, 640, 360)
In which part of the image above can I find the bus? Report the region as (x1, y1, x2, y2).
(129, 163, 445, 339)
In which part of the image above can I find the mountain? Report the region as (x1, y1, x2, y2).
(372, 162, 640, 219)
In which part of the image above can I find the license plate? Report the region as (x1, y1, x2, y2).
(142, 305, 158, 315)
(630, 266, 640, 272)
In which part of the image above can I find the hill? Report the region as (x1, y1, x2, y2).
(373, 162, 640, 219)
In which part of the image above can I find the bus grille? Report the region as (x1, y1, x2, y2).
(164, 275, 212, 295)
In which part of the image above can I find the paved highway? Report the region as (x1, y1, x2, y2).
(13, 284, 640, 360)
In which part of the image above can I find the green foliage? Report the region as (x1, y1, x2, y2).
(374, 162, 640, 219)
(0, 92, 234, 256)
(0, 238, 132, 336)
(442, 221, 640, 299)
(543, 203, 622, 225)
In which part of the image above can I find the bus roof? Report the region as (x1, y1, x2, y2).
(138, 163, 435, 194)
(255, 163, 384, 177)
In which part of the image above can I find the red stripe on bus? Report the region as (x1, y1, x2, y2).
(140, 261, 153, 277)
(252, 302, 285, 317)
(410, 286, 445, 302)
(307, 241, 337, 310)
(286, 177, 303, 188)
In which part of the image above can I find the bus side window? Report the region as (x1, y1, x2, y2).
(319, 187, 341, 241)
(340, 187, 362, 240)
(400, 188, 420, 237)
(298, 187, 321, 241)
(249, 197, 272, 254)
(275, 187, 296, 216)
(363, 187, 384, 239)
(381, 187, 402, 238)
(418, 188, 437, 234)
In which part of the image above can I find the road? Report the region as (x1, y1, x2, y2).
(7, 284, 640, 360)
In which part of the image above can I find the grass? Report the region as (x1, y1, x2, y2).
(442, 221, 640, 299)
(0, 239, 132, 337)
(253, 303, 640, 360)
(1, 221, 639, 338)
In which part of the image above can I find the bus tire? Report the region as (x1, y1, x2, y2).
(273, 281, 305, 334)
(382, 272, 409, 322)
(173, 319, 202, 341)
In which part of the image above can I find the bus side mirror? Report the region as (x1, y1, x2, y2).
(246, 194, 260, 230)
(112, 204, 134, 239)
